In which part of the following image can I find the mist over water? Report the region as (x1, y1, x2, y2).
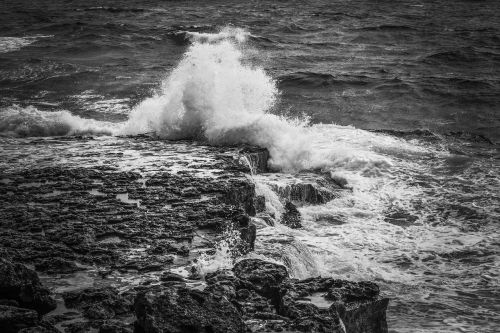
(1, 1, 500, 332)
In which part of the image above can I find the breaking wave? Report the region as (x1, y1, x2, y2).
(0, 35, 52, 53)
(0, 105, 117, 137)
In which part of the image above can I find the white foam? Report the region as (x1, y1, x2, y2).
(0, 35, 52, 53)
(0, 105, 118, 137)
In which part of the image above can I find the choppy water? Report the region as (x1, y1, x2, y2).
(1, 1, 499, 332)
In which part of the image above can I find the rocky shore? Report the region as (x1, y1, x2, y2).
(0, 136, 389, 333)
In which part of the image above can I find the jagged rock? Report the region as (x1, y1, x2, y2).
(0, 259, 56, 314)
(240, 148, 270, 173)
(234, 214, 257, 253)
(280, 277, 389, 333)
(159, 272, 185, 282)
(34, 257, 83, 274)
(233, 259, 288, 302)
(98, 319, 133, 333)
(63, 287, 133, 320)
(281, 201, 302, 228)
(134, 285, 246, 333)
(0, 305, 39, 333)
(18, 325, 60, 333)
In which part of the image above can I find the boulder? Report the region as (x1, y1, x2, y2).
(281, 201, 302, 228)
(0, 259, 56, 314)
(134, 285, 246, 333)
(63, 287, 133, 320)
(280, 277, 389, 333)
(233, 259, 288, 299)
(0, 305, 39, 333)
(34, 257, 83, 275)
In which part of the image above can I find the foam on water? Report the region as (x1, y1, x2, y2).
(116, 26, 498, 332)
(0, 105, 117, 137)
(0, 35, 52, 53)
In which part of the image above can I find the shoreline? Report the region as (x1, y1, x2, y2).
(0, 135, 388, 333)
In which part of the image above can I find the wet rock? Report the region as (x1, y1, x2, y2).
(98, 319, 133, 333)
(63, 287, 133, 320)
(0, 305, 39, 333)
(62, 321, 92, 333)
(234, 214, 257, 253)
(254, 195, 266, 213)
(233, 259, 288, 301)
(34, 257, 83, 274)
(280, 277, 389, 333)
(240, 147, 270, 173)
(281, 201, 302, 228)
(134, 285, 246, 333)
(159, 271, 185, 282)
(18, 325, 60, 333)
(0, 259, 56, 314)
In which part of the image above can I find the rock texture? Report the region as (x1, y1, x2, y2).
(135, 259, 389, 333)
(135, 285, 246, 333)
(0, 259, 56, 314)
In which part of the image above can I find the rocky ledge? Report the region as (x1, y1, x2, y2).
(0, 136, 388, 332)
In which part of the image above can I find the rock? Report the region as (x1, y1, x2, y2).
(233, 259, 288, 302)
(281, 201, 302, 228)
(63, 287, 133, 320)
(34, 257, 83, 274)
(18, 326, 60, 333)
(0, 259, 56, 314)
(280, 277, 389, 333)
(98, 319, 133, 333)
(240, 148, 270, 173)
(134, 285, 246, 333)
(159, 272, 185, 282)
(0, 305, 39, 333)
(234, 215, 257, 252)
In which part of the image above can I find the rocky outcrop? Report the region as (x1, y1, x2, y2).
(0, 259, 56, 315)
(135, 259, 389, 333)
(281, 201, 302, 228)
(0, 137, 389, 333)
(0, 305, 39, 333)
(134, 285, 246, 333)
(63, 287, 133, 320)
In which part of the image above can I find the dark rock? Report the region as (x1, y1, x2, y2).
(280, 277, 389, 333)
(134, 285, 246, 333)
(34, 257, 83, 274)
(233, 259, 288, 303)
(63, 287, 133, 320)
(98, 319, 133, 333)
(0, 259, 56, 314)
(159, 272, 185, 282)
(18, 325, 60, 333)
(254, 195, 266, 213)
(281, 201, 302, 229)
(240, 148, 270, 173)
(0, 305, 39, 333)
(62, 321, 92, 333)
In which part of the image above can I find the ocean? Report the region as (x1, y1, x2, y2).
(1, 0, 499, 332)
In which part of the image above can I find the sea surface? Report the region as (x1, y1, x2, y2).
(1, 1, 499, 332)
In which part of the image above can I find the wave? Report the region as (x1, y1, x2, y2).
(278, 72, 372, 88)
(357, 25, 415, 32)
(120, 27, 431, 182)
(80, 7, 145, 13)
(0, 35, 52, 54)
(423, 48, 500, 64)
(0, 105, 117, 137)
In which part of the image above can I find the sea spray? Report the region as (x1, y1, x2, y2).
(121, 27, 312, 170)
